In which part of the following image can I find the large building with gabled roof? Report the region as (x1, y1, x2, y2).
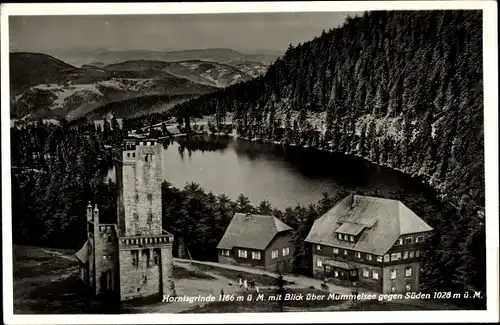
(217, 213, 295, 273)
(305, 193, 433, 294)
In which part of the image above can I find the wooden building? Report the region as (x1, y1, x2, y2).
(217, 213, 295, 273)
(305, 193, 433, 293)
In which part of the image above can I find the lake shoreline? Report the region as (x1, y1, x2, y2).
(193, 128, 443, 202)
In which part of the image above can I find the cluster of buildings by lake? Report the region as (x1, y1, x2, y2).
(75, 136, 433, 303)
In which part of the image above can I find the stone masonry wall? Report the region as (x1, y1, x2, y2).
(121, 142, 163, 236)
(161, 246, 176, 297)
(119, 247, 162, 300)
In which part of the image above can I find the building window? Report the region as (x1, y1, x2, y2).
(409, 250, 415, 258)
(390, 269, 397, 279)
(405, 283, 412, 291)
(316, 244, 322, 251)
(142, 249, 150, 267)
(405, 266, 413, 277)
(154, 249, 160, 264)
(238, 249, 247, 258)
(337, 233, 342, 240)
(362, 268, 370, 278)
(316, 259, 323, 267)
(349, 235, 355, 242)
(391, 252, 402, 261)
(377, 256, 383, 262)
(325, 265, 332, 272)
(350, 270, 356, 276)
(395, 238, 403, 246)
(384, 254, 390, 262)
(282, 247, 290, 256)
(403, 251, 409, 259)
(333, 248, 339, 254)
(107, 235, 112, 243)
(127, 152, 130, 157)
(405, 236, 413, 244)
(416, 250, 421, 257)
(147, 193, 152, 201)
(145, 154, 148, 162)
(221, 249, 230, 256)
(252, 252, 261, 260)
(131, 250, 138, 266)
(391, 286, 396, 293)
(271, 250, 278, 259)
(343, 234, 349, 241)
(102, 255, 107, 260)
(416, 235, 424, 243)
(355, 252, 361, 259)
(344, 250, 348, 256)
(132, 152, 135, 158)
(334, 270, 339, 277)
(372, 269, 379, 280)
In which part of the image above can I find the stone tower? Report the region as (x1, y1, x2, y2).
(114, 137, 176, 301)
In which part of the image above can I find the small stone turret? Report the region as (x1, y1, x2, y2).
(93, 205, 100, 225)
(87, 201, 93, 222)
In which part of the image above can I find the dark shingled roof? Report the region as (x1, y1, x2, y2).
(305, 194, 433, 255)
(217, 213, 293, 250)
(74, 239, 89, 264)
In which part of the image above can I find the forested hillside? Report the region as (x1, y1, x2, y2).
(167, 10, 484, 211)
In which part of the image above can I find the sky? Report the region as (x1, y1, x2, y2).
(9, 12, 362, 53)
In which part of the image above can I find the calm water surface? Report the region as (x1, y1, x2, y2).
(154, 135, 435, 210)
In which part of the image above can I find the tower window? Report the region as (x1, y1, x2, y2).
(154, 249, 160, 265)
(131, 250, 138, 266)
(142, 249, 150, 267)
(145, 155, 148, 162)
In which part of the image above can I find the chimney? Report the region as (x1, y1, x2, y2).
(349, 192, 356, 209)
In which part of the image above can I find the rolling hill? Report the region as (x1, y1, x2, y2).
(102, 59, 255, 88)
(9, 52, 218, 121)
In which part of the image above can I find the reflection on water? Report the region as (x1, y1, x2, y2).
(157, 135, 435, 210)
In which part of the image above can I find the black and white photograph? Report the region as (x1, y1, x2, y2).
(1, 1, 498, 323)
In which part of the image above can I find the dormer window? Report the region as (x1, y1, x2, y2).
(395, 238, 403, 246)
(404, 236, 413, 244)
(416, 235, 424, 243)
(337, 233, 342, 240)
(349, 235, 355, 242)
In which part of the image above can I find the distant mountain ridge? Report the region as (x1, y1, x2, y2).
(36, 47, 282, 67)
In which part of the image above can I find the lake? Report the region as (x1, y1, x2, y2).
(155, 135, 437, 211)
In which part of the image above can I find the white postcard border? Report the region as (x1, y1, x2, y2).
(1, 1, 498, 324)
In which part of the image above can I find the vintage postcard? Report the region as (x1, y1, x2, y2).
(1, 1, 498, 324)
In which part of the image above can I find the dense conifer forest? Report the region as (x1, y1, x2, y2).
(10, 10, 485, 308)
